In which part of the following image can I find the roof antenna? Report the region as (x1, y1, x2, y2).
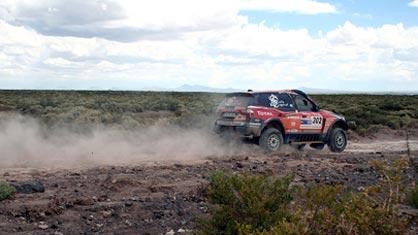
(247, 89, 253, 92)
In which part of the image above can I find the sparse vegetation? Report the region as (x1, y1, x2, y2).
(0, 90, 417, 133)
(199, 158, 414, 235)
(408, 185, 418, 209)
(0, 90, 223, 131)
(199, 172, 294, 234)
(310, 94, 418, 134)
(0, 181, 15, 201)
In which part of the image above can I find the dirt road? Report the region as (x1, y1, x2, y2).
(1, 133, 417, 234)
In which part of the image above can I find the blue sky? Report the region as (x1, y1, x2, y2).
(243, 0, 418, 33)
(0, 0, 417, 92)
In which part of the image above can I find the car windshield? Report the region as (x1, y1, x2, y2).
(219, 93, 255, 108)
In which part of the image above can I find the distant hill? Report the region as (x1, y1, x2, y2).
(171, 85, 417, 95)
(22, 84, 416, 95)
(141, 84, 242, 93)
(174, 84, 241, 93)
(299, 87, 418, 95)
(298, 87, 349, 94)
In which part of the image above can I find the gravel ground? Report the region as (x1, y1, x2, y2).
(0, 133, 417, 234)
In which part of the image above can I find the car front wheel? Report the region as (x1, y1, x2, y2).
(328, 127, 347, 152)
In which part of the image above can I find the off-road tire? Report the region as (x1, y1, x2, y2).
(328, 127, 347, 152)
(259, 128, 283, 153)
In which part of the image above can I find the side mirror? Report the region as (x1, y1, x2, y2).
(314, 105, 320, 112)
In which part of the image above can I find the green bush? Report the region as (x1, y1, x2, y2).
(199, 159, 412, 235)
(408, 185, 418, 209)
(0, 181, 15, 201)
(380, 103, 403, 111)
(0, 91, 417, 132)
(261, 185, 408, 235)
(199, 172, 294, 235)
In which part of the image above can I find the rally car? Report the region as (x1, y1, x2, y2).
(214, 90, 348, 152)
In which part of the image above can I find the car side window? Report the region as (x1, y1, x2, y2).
(255, 93, 295, 111)
(294, 95, 314, 112)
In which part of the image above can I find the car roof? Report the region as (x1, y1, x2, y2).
(251, 90, 297, 95)
(230, 89, 307, 97)
(226, 89, 318, 106)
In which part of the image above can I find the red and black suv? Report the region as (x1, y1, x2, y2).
(215, 90, 348, 152)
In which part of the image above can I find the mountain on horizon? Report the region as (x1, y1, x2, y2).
(119, 84, 418, 95)
(175, 84, 241, 93)
(140, 84, 242, 93)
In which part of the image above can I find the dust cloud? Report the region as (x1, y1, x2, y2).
(0, 113, 258, 169)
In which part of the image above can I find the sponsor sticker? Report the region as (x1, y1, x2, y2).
(268, 94, 292, 108)
(300, 115, 323, 129)
(257, 111, 273, 116)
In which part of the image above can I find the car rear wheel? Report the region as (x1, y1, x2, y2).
(328, 128, 347, 152)
(259, 128, 283, 153)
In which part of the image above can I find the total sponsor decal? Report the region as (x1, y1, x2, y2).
(257, 111, 273, 117)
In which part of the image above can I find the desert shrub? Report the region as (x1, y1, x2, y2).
(387, 120, 401, 129)
(311, 94, 418, 131)
(200, 158, 412, 235)
(380, 103, 403, 111)
(357, 124, 385, 136)
(0, 181, 16, 201)
(406, 119, 418, 128)
(39, 99, 57, 108)
(264, 185, 409, 235)
(120, 115, 140, 129)
(408, 185, 418, 209)
(0, 91, 417, 131)
(199, 172, 294, 235)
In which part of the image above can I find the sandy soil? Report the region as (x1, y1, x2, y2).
(0, 130, 417, 235)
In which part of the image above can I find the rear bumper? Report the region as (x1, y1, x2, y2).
(214, 120, 262, 137)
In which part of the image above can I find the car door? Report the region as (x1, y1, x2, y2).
(253, 92, 296, 133)
(293, 95, 323, 133)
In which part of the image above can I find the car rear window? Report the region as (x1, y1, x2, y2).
(219, 93, 255, 108)
(254, 93, 295, 111)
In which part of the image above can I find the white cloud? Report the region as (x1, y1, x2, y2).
(0, 0, 336, 42)
(409, 0, 418, 7)
(352, 12, 373, 20)
(43, 57, 79, 68)
(0, 0, 244, 41)
(239, 0, 337, 14)
(0, 1, 417, 91)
